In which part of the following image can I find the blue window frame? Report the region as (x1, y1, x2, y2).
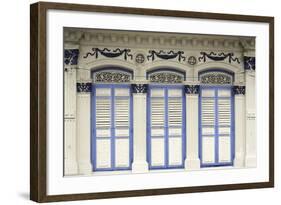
(199, 86, 235, 167)
(147, 85, 186, 169)
(91, 84, 133, 171)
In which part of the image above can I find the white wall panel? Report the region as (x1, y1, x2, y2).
(202, 137, 215, 164)
(151, 138, 165, 166)
(168, 137, 182, 165)
(96, 139, 111, 168)
(115, 139, 130, 167)
(219, 136, 231, 163)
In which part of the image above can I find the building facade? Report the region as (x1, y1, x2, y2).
(63, 28, 256, 175)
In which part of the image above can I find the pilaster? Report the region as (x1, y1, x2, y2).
(131, 84, 149, 173)
(76, 82, 93, 174)
(184, 85, 201, 170)
(233, 86, 246, 167)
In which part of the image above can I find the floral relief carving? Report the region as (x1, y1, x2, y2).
(149, 72, 183, 83)
(200, 72, 232, 84)
(95, 72, 131, 83)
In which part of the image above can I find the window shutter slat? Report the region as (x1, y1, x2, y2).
(96, 99, 111, 128)
(218, 99, 231, 126)
(151, 98, 165, 127)
(168, 98, 182, 127)
(115, 98, 130, 127)
(201, 99, 215, 126)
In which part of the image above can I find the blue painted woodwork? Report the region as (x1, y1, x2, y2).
(91, 84, 133, 171)
(199, 85, 235, 167)
(147, 85, 186, 170)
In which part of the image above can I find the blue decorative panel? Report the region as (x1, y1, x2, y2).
(131, 84, 148, 93)
(233, 86, 245, 95)
(83, 48, 133, 60)
(198, 52, 240, 64)
(147, 50, 186, 62)
(185, 85, 199, 94)
(77, 83, 92, 92)
(64, 49, 79, 65)
(244, 56, 255, 70)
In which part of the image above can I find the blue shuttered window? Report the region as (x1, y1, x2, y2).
(199, 86, 234, 167)
(147, 85, 186, 169)
(92, 84, 133, 171)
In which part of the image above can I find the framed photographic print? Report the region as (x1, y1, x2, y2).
(30, 1, 274, 202)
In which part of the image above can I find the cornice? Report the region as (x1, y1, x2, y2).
(64, 29, 255, 52)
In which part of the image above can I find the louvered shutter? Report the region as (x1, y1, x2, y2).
(217, 89, 232, 163)
(167, 89, 183, 166)
(200, 87, 233, 166)
(114, 87, 131, 168)
(201, 89, 216, 164)
(93, 85, 132, 171)
(148, 86, 185, 169)
(95, 88, 112, 169)
(150, 88, 165, 167)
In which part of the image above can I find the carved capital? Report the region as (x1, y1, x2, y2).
(233, 86, 245, 95)
(77, 83, 92, 92)
(131, 84, 148, 93)
(64, 49, 79, 65)
(185, 85, 199, 94)
(244, 56, 255, 71)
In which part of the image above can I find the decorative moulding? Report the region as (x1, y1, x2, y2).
(131, 84, 148, 93)
(244, 56, 256, 71)
(233, 85, 246, 95)
(76, 82, 92, 92)
(185, 85, 200, 94)
(64, 29, 254, 52)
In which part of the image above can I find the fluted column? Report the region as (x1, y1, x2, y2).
(131, 84, 149, 173)
(184, 85, 200, 170)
